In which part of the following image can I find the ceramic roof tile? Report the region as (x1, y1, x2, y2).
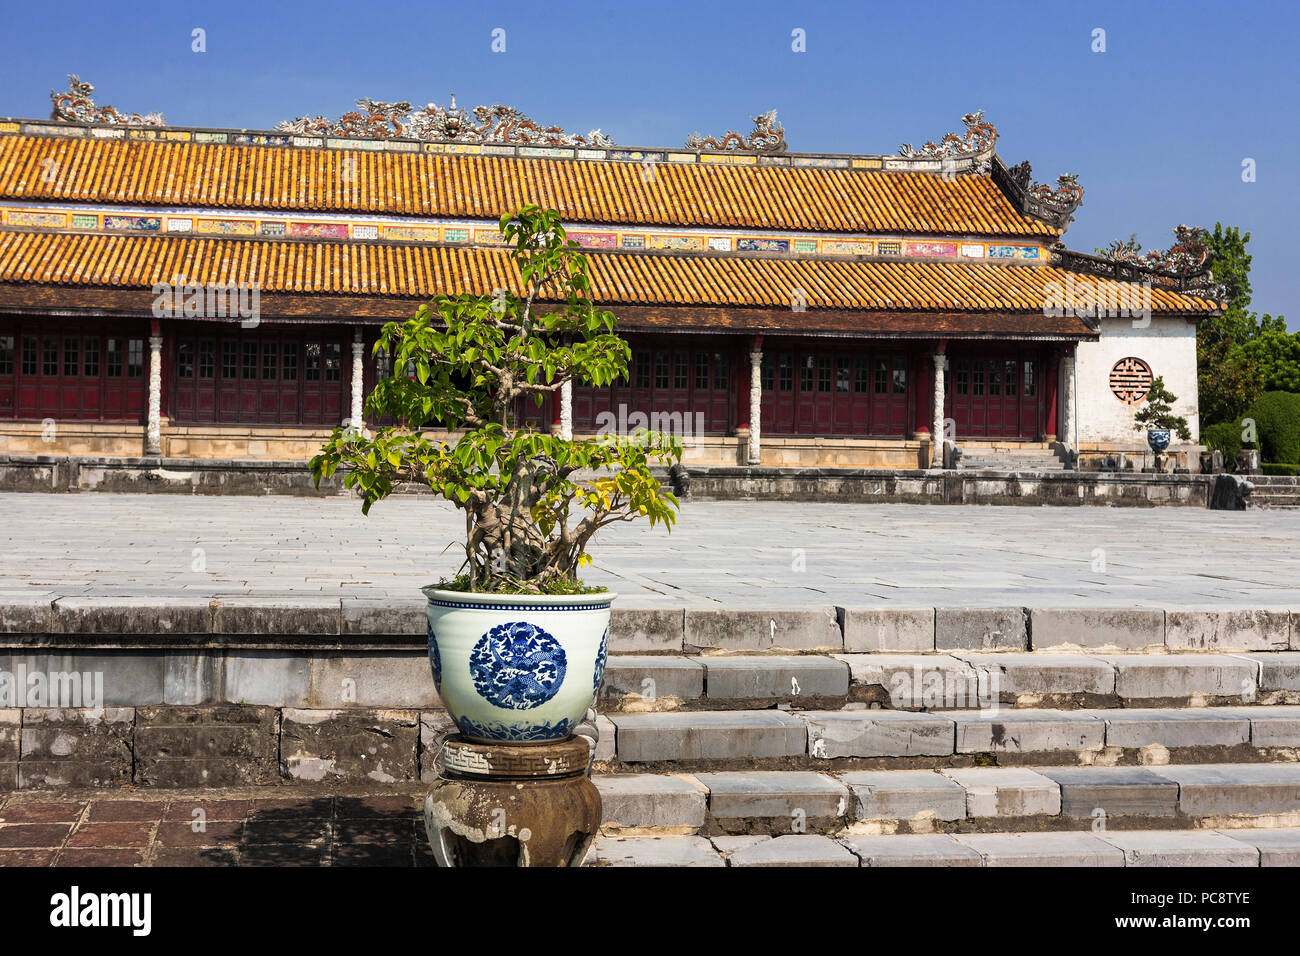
(0, 230, 1215, 316)
(0, 134, 1057, 237)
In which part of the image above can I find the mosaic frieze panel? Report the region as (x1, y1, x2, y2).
(821, 240, 874, 256)
(647, 235, 706, 251)
(988, 245, 1041, 260)
(103, 215, 160, 231)
(287, 222, 348, 239)
(903, 241, 958, 257)
(568, 231, 618, 249)
(195, 218, 257, 236)
(0, 203, 1047, 266)
(7, 211, 67, 227)
(738, 237, 789, 253)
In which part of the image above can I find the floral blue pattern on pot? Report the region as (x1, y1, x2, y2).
(469, 621, 567, 710)
(592, 624, 609, 693)
(455, 715, 574, 742)
(427, 622, 442, 689)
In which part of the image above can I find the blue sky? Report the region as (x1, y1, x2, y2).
(2, 0, 1296, 326)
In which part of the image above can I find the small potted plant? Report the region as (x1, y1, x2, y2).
(310, 205, 681, 743)
(1132, 375, 1192, 470)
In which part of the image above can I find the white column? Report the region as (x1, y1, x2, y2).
(349, 331, 365, 430)
(559, 380, 573, 441)
(1061, 354, 1077, 447)
(747, 349, 762, 465)
(931, 352, 946, 468)
(145, 334, 163, 455)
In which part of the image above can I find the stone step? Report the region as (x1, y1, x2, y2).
(598, 705, 1300, 767)
(599, 651, 1300, 711)
(587, 827, 1300, 866)
(592, 763, 1300, 834)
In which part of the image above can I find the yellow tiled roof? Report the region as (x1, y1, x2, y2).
(0, 230, 1216, 314)
(0, 135, 1053, 237)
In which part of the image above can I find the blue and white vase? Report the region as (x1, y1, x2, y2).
(423, 587, 613, 744)
(1146, 428, 1171, 452)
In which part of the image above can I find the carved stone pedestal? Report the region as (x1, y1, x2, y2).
(424, 734, 601, 867)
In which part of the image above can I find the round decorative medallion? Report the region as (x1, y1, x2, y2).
(469, 622, 567, 710)
(592, 624, 610, 693)
(1110, 357, 1153, 405)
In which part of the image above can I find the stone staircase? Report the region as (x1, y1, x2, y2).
(585, 623, 1300, 866)
(2, 598, 1298, 866)
(955, 444, 1068, 472)
(1248, 474, 1300, 509)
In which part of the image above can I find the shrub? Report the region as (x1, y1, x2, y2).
(1201, 421, 1245, 467)
(1262, 463, 1299, 476)
(1244, 391, 1300, 466)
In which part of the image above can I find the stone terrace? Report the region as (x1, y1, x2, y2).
(1, 495, 1298, 607)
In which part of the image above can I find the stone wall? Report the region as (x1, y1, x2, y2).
(0, 455, 1216, 505)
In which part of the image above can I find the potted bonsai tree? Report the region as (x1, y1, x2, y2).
(310, 205, 681, 743)
(1133, 375, 1192, 471)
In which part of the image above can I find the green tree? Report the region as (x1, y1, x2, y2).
(310, 205, 682, 593)
(1196, 223, 1289, 425)
(1242, 323, 1300, 393)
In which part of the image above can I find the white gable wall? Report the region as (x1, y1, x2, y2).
(1073, 316, 1200, 446)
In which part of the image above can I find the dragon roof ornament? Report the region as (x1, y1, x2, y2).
(49, 75, 165, 127)
(995, 159, 1084, 230)
(899, 110, 997, 159)
(686, 109, 787, 152)
(276, 94, 614, 146)
(1052, 225, 1222, 300)
(1094, 225, 1221, 297)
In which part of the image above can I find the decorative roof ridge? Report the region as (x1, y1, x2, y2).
(28, 78, 1017, 177)
(991, 155, 1084, 232)
(1050, 228, 1223, 302)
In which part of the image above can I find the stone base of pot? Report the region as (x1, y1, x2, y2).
(423, 734, 601, 867)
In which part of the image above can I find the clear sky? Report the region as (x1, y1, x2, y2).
(1, 0, 1296, 326)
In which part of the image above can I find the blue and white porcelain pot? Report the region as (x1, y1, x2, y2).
(423, 587, 613, 744)
(1147, 428, 1172, 452)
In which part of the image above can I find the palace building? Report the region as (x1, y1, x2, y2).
(0, 81, 1219, 469)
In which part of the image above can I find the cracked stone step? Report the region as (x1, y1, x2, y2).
(587, 835, 723, 867)
(940, 767, 1062, 817)
(827, 651, 1299, 708)
(601, 657, 704, 706)
(594, 774, 707, 831)
(1146, 763, 1300, 817)
(589, 763, 1300, 830)
(583, 829, 1300, 865)
(1096, 829, 1260, 866)
(693, 770, 849, 825)
(609, 711, 806, 763)
(941, 708, 1106, 754)
(1102, 654, 1258, 703)
(692, 656, 850, 700)
(720, 834, 859, 867)
(954, 831, 1125, 866)
(798, 710, 955, 758)
(600, 704, 1300, 764)
(841, 769, 967, 823)
(1036, 766, 1179, 818)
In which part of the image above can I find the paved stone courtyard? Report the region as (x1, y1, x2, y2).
(1, 493, 1298, 607)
